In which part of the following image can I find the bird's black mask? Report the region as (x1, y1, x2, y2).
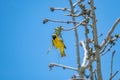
(52, 35, 56, 40)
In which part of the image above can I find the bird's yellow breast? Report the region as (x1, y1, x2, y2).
(53, 37, 64, 49)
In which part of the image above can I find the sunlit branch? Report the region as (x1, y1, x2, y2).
(50, 7, 71, 12)
(49, 63, 78, 71)
(47, 19, 79, 24)
(73, 0, 84, 7)
(100, 17, 120, 49)
(80, 41, 88, 67)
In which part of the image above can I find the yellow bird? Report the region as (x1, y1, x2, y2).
(52, 34, 66, 57)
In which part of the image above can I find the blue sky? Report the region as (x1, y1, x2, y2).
(0, 0, 120, 80)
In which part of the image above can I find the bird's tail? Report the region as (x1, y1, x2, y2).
(60, 48, 66, 57)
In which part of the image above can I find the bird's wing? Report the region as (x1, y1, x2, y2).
(61, 40, 66, 49)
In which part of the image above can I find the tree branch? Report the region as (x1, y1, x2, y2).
(50, 7, 71, 12)
(89, 0, 102, 80)
(100, 17, 120, 49)
(80, 41, 88, 67)
(69, 0, 81, 77)
(62, 19, 86, 31)
(49, 63, 78, 71)
(46, 18, 79, 24)
(101, 34, 120, 56)
(73, 0, 84, 7)
(89, 0, 99, 50)
(109, 71, 119, 80)
(101, 45, 112, 56)
(109, 51, 116, 80)
(43, 19, 89, 31)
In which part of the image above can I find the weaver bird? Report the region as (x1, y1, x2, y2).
(52, 34, 66, 57)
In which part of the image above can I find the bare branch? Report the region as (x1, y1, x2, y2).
(84, 22, 92, 57)
(45, 19, 82, 31)
(109, 71, 119, 80)
(101, 45, 112, 56)
(69, 0, 81, 77)
(109, 35, 120, 44)
(100, 43, 109, 55)
(89, 0, 102, 80)
(80, 41, 88, 67)
(63, 19, 87, 31)
(73, 0, 84, 7)
(89, 0, 99, 50)
(49, 63, 78, 71)
(100, 17, 120, 49)
(50, 7, 71, 12)
(46, 18, 79, 24)
(63, 22, 81, 31)
(43, 18, 88, 31)
(101, 34, 120, 56)
(109, 50, 116, 80)
(70, 74, 88, 80)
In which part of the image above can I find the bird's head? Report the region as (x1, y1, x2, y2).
(52, 34, 57, 40)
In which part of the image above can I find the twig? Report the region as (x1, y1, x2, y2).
(101, 45, 112, 56)
(70, 74, 88, 80)
(109, 35, 120, 43)
(109, 50, 116, 80)
(49, 63, 78, 71)
(101, 35, 120, 56)
(47, 19, 79, 24)
(69, 0, 81, 77)
(44, 18, 87, 31)
(50, 7, 71, 12)
(109, 71, 119, 80)
(73, 0, 84, 7)
(100, 17, 120, 49)
(100, 43, 109, 55)
(62, 19, 85, 31)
